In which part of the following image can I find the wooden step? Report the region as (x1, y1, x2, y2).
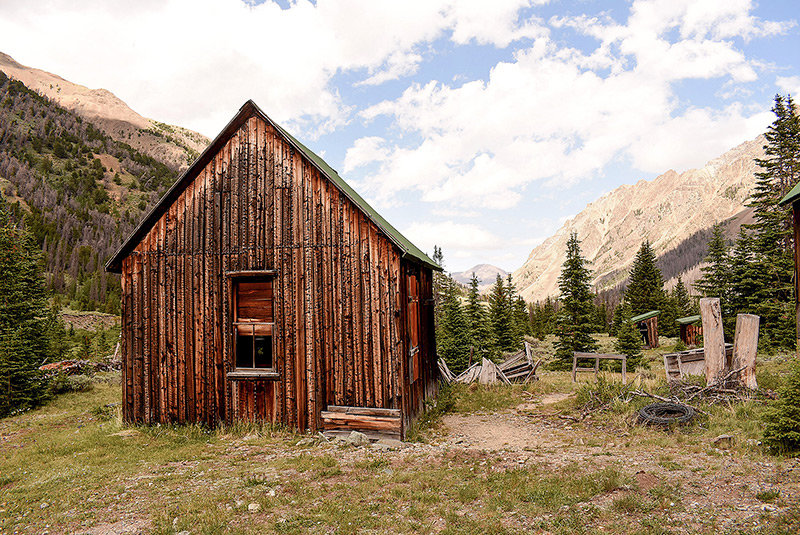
(321, 405, 402, 441)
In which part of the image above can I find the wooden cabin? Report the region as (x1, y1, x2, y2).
(676, 315, 702, 346)
(629, 310, 660, 349)
(780, 184, 800, 340)
(106, 100, 441, 439)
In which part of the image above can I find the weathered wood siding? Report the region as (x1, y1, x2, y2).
(119, 115, 436, 433)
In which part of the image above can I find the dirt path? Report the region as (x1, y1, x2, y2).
(439, 400, 800, 532)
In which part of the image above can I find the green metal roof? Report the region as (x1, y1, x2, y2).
(107, 100, 441, 272)
(629, 310, 660, 323)
(780, 181, 800, 206)
(676, 314, 701, 325)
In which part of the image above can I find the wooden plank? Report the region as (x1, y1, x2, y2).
(732, 313, 759, 389)
(320, 412, 402, 432)
(325, 405, 401, 417)
(700, 297, 726, 384)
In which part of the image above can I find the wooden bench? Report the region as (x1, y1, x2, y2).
(572, 352, 627, 382)
(321, 405, 402, 441)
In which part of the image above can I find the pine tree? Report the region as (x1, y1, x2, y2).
(671, 277, 694, 317)
(749, 94, 800, 255)
(614, 309, 644, 369)
(0, 198, 51, 417)
(487, 275, 514, 356)
(505, 274, 530, 344)
(513, 296, 532, 340)
(554, 233, 598, 368)
(436, 276, 471, 373)
(431, 246, 446, 332)
(731, 94, 800, 349)
(763, 359, 800, 454)
(625, 241, 666, 315)
(465, 273, 490, 359)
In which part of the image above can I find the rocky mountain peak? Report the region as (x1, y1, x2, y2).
(512, 135, 765, 302)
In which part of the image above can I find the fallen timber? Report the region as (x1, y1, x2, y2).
(440, 341, 540, 385)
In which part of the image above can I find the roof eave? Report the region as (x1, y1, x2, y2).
(106, 99, 441, 273)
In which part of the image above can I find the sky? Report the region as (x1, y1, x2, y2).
(1, 0, 799, 273)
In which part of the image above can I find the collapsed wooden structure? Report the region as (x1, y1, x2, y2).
(439, 342, 540, 385)
(106, 100, 441, 438)
(663, 344, 732, 381)
(664, 298, 759, 389)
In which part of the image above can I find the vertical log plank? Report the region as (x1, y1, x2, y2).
(700, 297, 726, 384)
(732, 314, 759, 389)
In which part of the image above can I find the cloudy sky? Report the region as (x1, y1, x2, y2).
(1, 0, 798, 272)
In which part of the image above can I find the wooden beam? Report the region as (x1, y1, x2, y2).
(732, 313, 759, 389)
(700, 297, 726, 384)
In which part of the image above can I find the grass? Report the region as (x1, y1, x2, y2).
(2, 349, 800, 534)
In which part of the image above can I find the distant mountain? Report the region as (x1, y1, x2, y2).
(0, 52, 208, 171)
(0, 70, 179, 312)
(513, 135, 765, 302)
(451, 264, 508, 292)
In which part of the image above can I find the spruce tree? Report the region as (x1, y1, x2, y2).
(763, 359, 800, 454)
(0, 199, 51, 416)
(505, 274, 530, 344)
(436, 276, 471, 373)
(614, 309, 644, 369)
(487, 275, 514, 356)
(695, 224, 730, 301)
(671, 277, 694, 317)
(732, 94, 800, 349)
(431, 245, 447, 331)
(465, 273, 490, 359)
(625, 241, 666, 315)
(750, 94, 800, 255)
(554, 232, 598, 368)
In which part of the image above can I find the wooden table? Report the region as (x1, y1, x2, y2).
(572, 352, 627, 382)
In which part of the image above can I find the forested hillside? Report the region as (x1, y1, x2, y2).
(0, 71, 180, 312)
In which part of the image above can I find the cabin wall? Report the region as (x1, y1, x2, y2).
(120, 116, 435, 432)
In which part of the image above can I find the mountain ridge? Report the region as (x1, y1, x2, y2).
(0, 52, 209, 171)
(451, 264, 508, 292)
(512, 135, 765, 302)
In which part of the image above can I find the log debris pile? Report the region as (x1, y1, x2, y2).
(439, 342, 540, 385)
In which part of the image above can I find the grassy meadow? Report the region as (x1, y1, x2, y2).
(1, 336, 799, 534)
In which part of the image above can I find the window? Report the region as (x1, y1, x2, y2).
(232, 279, 275, 374)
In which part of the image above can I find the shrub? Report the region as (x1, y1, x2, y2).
(49, 373, 94, 395)
(763, 360, 800, 454)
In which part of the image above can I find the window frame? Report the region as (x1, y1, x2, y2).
(226, 271, 279, 380)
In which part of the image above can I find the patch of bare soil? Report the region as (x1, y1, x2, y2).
(61, 313, 119, 331)
(439, 400, 800, 532)
(74, 518, 150, 535)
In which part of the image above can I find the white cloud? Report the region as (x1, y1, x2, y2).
(349, 0, 785, 210)
(343, 136, 389, 173)
(0, 0, 540, 137)
(403, 221, 504, 256)
(777, 76, 800, 96)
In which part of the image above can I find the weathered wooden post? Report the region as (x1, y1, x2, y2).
(700, 297, 726, 384)
(732, 313, 759, 389)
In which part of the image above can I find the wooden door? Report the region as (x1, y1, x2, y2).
(407, 274, 420, 383)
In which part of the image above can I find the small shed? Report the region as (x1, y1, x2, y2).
(780, 184, 800, 341)
(676, 315, 702, 346)
(629, 310, 660, 349)
(106, 100, 441, 438)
